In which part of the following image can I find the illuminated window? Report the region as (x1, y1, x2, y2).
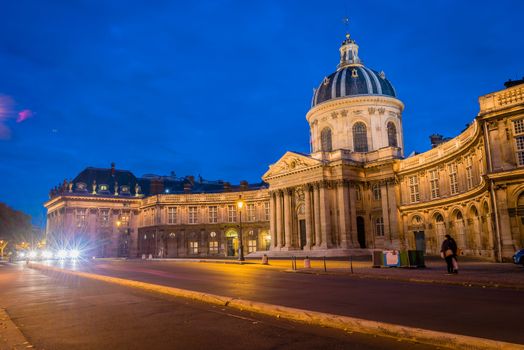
(209, 241, 218, 254)
(168, 207, 177, 224)
(429, 169, 440, 199)
(264, 202, 270, 221)
(248, 240, 257, 253)
(208, 206, 217, 223)
(320, 127, 332, 152)
(513, 119, 524, 166)
(247, 204, 256, 221)
(375, 217, 384, 236)
(189, 241, 198, 254)
(188, 207, 197, 224)
(120, 213, 129, 226)
(465, 157, 473, 190)
(353, 122, 368, 152)
(228, 205, 237, 223)
(372, 184, 381, 201)
(448, 163, 459, 195)
(100, 209, 110, 227)
(387, 122, 398, 147)
(408, 176, 420, 203)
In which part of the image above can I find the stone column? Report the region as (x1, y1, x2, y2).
(283, 188, 293, 249)
(275, 191, 283, 249)
(337, 180, 350, 249)
(304, 185, 313, 250)
(318, 181, 330, 248)
(269, 192, 277, 249)
(313, 183, 321, 248)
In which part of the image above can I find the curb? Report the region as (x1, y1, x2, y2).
(0, 308, 33, 350)
(29, 263, 524, 350)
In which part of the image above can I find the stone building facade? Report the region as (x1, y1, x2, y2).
(44, 166, 270, 258)
(45, 32, 524, 261)
(262, 33, 524, 261)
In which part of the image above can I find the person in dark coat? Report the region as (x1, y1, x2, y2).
(440, 234, 458, 274)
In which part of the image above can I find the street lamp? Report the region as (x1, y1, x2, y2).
(237, 196, 245, 261)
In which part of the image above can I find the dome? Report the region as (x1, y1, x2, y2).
(311, 34, 397, 107)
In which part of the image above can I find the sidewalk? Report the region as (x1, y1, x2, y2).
(267, 256, 524, 290)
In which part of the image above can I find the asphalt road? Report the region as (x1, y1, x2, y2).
(0, 262, 436, 350)
(50, 259, 524, 344)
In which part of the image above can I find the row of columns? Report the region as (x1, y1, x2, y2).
(269, 180, 356, 251)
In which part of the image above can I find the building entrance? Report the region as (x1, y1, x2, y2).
(357, 216, 366, 248)
(414, 231, 426, 252)
(225, 230, 238, 257)
(299, 219, 306, 249)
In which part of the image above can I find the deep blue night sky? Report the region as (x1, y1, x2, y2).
(0, 0, 523, 226)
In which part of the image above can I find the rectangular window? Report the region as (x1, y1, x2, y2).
(448, 163, 459, 195)
(76, 209, 87, 228)
(120, 213, 129, 227)
(465, 157, 473, 190)
(247, 204, 256, 221)
(408, 176, 420, 203)
(429, 169, 440, 199)
(264, 202, 270, 221)
(208, 206, 218, 223)
(209, 241, 218, 254)
(189, 241, 198, 254)
(375, 217, 385, 236)
(514, 119, 524, 134)
(167, 207, 177, 224)
(188, 207, 197, 224)
(248, 240, 257, 253)
(100, 209, 110, 227)
(228, 205, 237, 223)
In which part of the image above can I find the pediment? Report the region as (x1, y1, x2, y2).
(263, 151, 322, 179)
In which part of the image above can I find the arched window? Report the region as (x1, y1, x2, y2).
(320, 127, 332, 152)
(372, 184, 381, 200)
(353, 122, 368, 152)
(355, 185, 362, 201)
(387, 122, 398, 147)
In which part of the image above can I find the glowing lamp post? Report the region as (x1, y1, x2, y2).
(237, 197, 245, 261)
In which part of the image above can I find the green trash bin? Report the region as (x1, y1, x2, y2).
(399, 251, 409, 267)
(408, 250, 426, 268)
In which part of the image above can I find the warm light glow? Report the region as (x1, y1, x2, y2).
(237, 200, 244, 209)
(116, 220, 122, 227)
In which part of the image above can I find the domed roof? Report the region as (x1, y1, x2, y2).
(311, 34, 397, 107)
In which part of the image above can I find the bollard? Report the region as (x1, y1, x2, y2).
(261, 254, 268, 265)
(323, 256, 327, 272)
(142, 254, 146, 260)
(303, 256, 311, 269)
(148, 254, 153, 260)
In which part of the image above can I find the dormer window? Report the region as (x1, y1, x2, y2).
(121, 185, 130, 194)
(75, 182, 87, 192)
(99, 184, 108, 191)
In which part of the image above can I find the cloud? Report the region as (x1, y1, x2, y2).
(16, 109, 34, 123)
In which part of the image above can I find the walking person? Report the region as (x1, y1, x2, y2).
(440, 234, 458, 274)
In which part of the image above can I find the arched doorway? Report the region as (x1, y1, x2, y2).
(225, 229, 238, 257)
(357, 216, 366, 248)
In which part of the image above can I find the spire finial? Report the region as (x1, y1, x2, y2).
(337, 17, 362, 69)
